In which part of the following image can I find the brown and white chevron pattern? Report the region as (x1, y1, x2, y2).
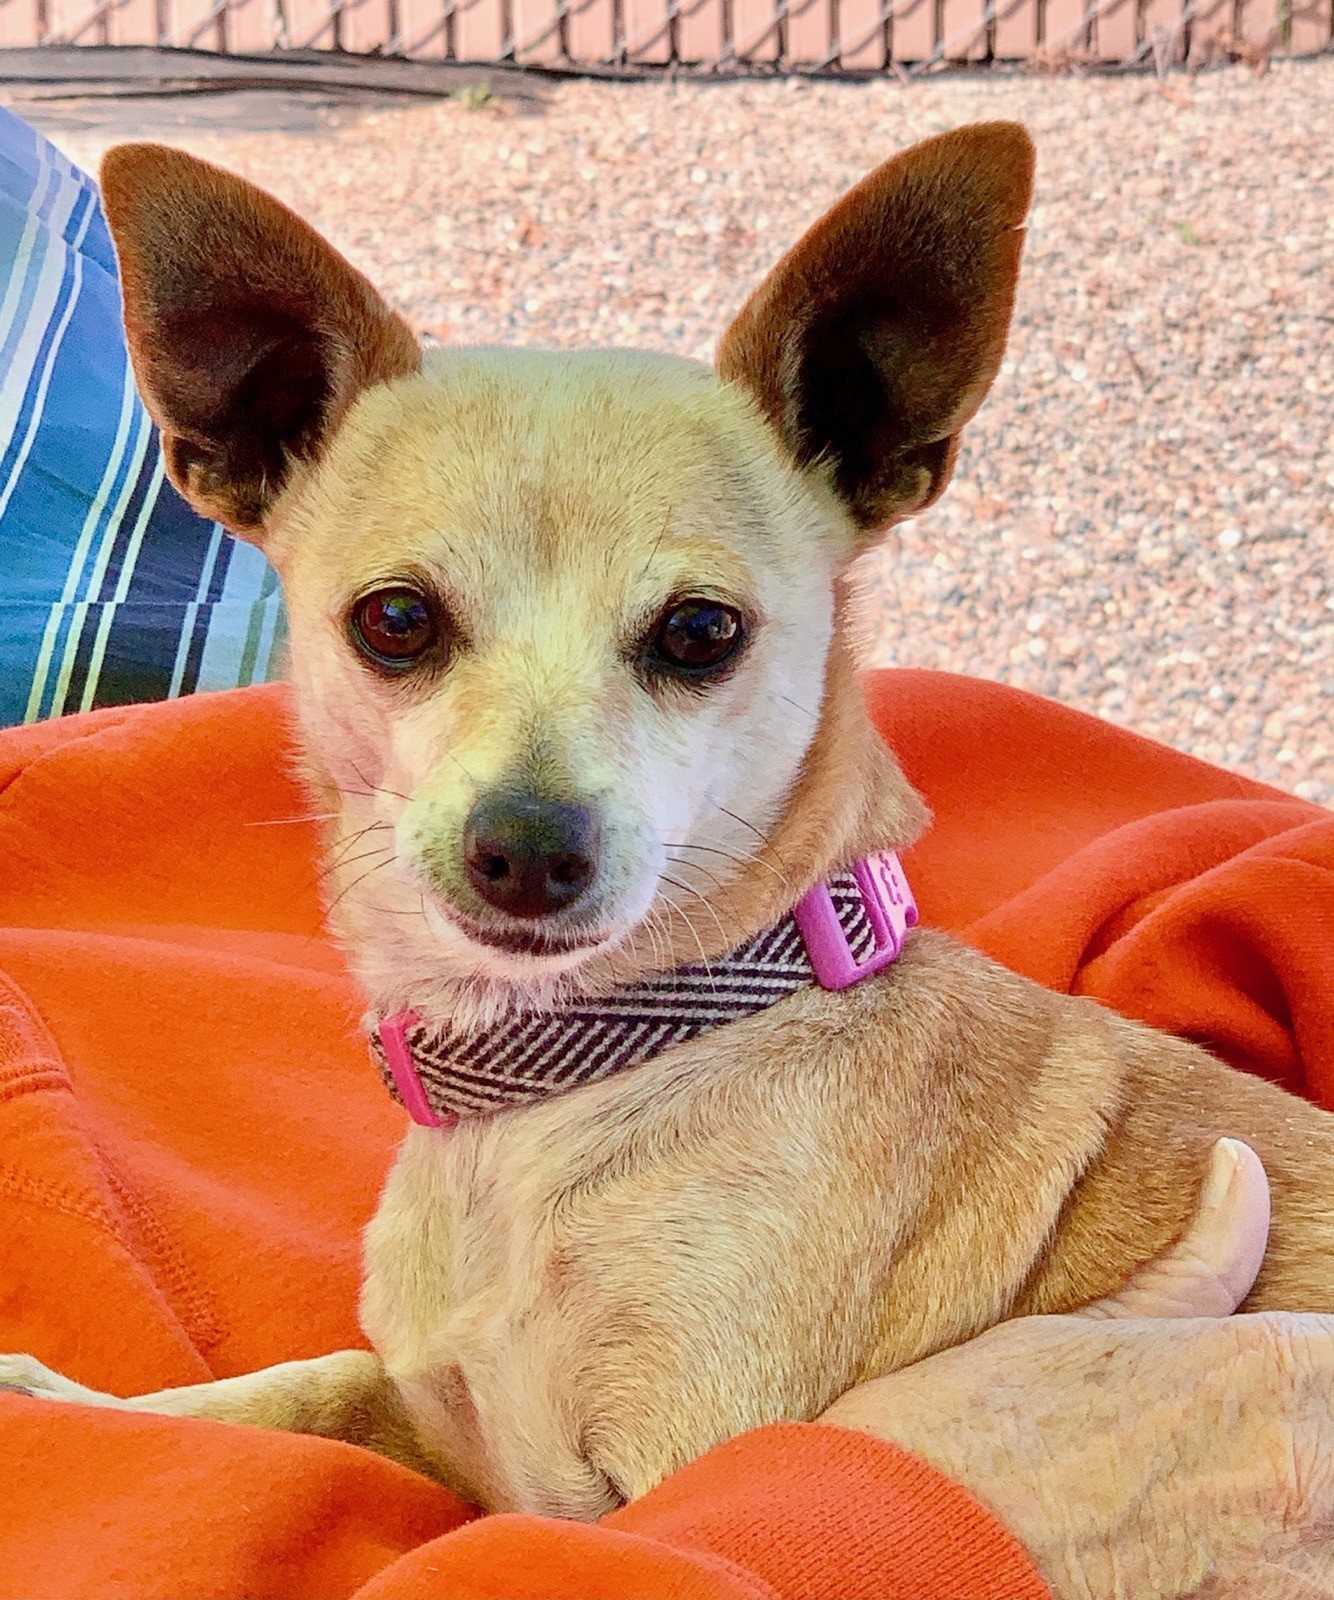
(369, 872, 879, 1119)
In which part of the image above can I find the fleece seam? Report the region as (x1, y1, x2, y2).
(0, 968, 227, 1360)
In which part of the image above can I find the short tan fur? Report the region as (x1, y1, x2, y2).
(4, 122, 1331, 1520)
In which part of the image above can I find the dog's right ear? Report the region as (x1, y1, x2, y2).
(99, 144, 419, 539)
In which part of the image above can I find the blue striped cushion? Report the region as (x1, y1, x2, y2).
(0, 106, 287, 728)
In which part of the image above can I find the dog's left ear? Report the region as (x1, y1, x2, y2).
(716, 121, 1034, 533)
(99, 143, 420, 538)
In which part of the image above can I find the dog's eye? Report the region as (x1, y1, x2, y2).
(650, 599, 745, 675)
(350, 587, 438, 667)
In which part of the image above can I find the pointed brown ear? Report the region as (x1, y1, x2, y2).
(716, 121, 1034, 533)
(98, 144, 420, 537)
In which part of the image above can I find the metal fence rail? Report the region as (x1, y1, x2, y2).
(0, 0, 1328, 70)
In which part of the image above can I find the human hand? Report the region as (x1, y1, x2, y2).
(820, 1139, 1334, 1598)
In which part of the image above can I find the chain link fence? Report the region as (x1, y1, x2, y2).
(0, 0, 1327, 75)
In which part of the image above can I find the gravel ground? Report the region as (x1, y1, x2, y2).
(48, 59, 1334, 800)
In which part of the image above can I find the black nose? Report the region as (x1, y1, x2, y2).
(463, 796, 598, 918)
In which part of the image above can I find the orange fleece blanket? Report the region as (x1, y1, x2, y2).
(0, 670, 1330, 1600)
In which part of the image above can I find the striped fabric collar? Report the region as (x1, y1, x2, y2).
(369, 851, 917, 1128)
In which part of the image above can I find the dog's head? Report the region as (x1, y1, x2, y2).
(100, 125, 1032, 1021)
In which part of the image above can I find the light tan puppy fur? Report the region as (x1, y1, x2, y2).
(5, 122, 1332, 1520)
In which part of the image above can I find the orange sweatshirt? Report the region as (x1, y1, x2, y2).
(1, 669, 1329, 1598)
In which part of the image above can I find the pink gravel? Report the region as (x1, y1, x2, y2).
(43, 58, 1334, 801)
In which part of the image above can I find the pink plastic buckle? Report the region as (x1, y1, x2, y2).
(378, 1010, 459, 1130)
(791, 851, 918, 992)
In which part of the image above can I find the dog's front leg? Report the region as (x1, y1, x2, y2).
(0, 1349, 439, 1478)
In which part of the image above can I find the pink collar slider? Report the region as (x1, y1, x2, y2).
(791, 850, 917, 989)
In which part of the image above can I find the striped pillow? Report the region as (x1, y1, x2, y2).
(0, 107, 286, 727)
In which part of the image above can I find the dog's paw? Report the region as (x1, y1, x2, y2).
(0, 1353, 93, 1402)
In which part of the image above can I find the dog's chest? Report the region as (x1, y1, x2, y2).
(357, 1058, 901, 1513)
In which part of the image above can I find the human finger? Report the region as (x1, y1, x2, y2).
(1079, 1138, 1270, 1320)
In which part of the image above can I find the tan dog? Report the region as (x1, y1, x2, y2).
(4, 121, 1333, 1520)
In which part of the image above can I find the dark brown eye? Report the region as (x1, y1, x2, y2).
(650, 599, 745, 676)
(350, 587, 438, 667)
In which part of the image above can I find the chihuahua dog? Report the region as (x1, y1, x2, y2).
(3, 121, 1333, 1519)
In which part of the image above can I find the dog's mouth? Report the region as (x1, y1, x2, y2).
(417, 893, 615, 966)
(460, 921, 610, 958)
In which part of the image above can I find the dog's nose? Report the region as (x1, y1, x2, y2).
(463, 796, 598, 918)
